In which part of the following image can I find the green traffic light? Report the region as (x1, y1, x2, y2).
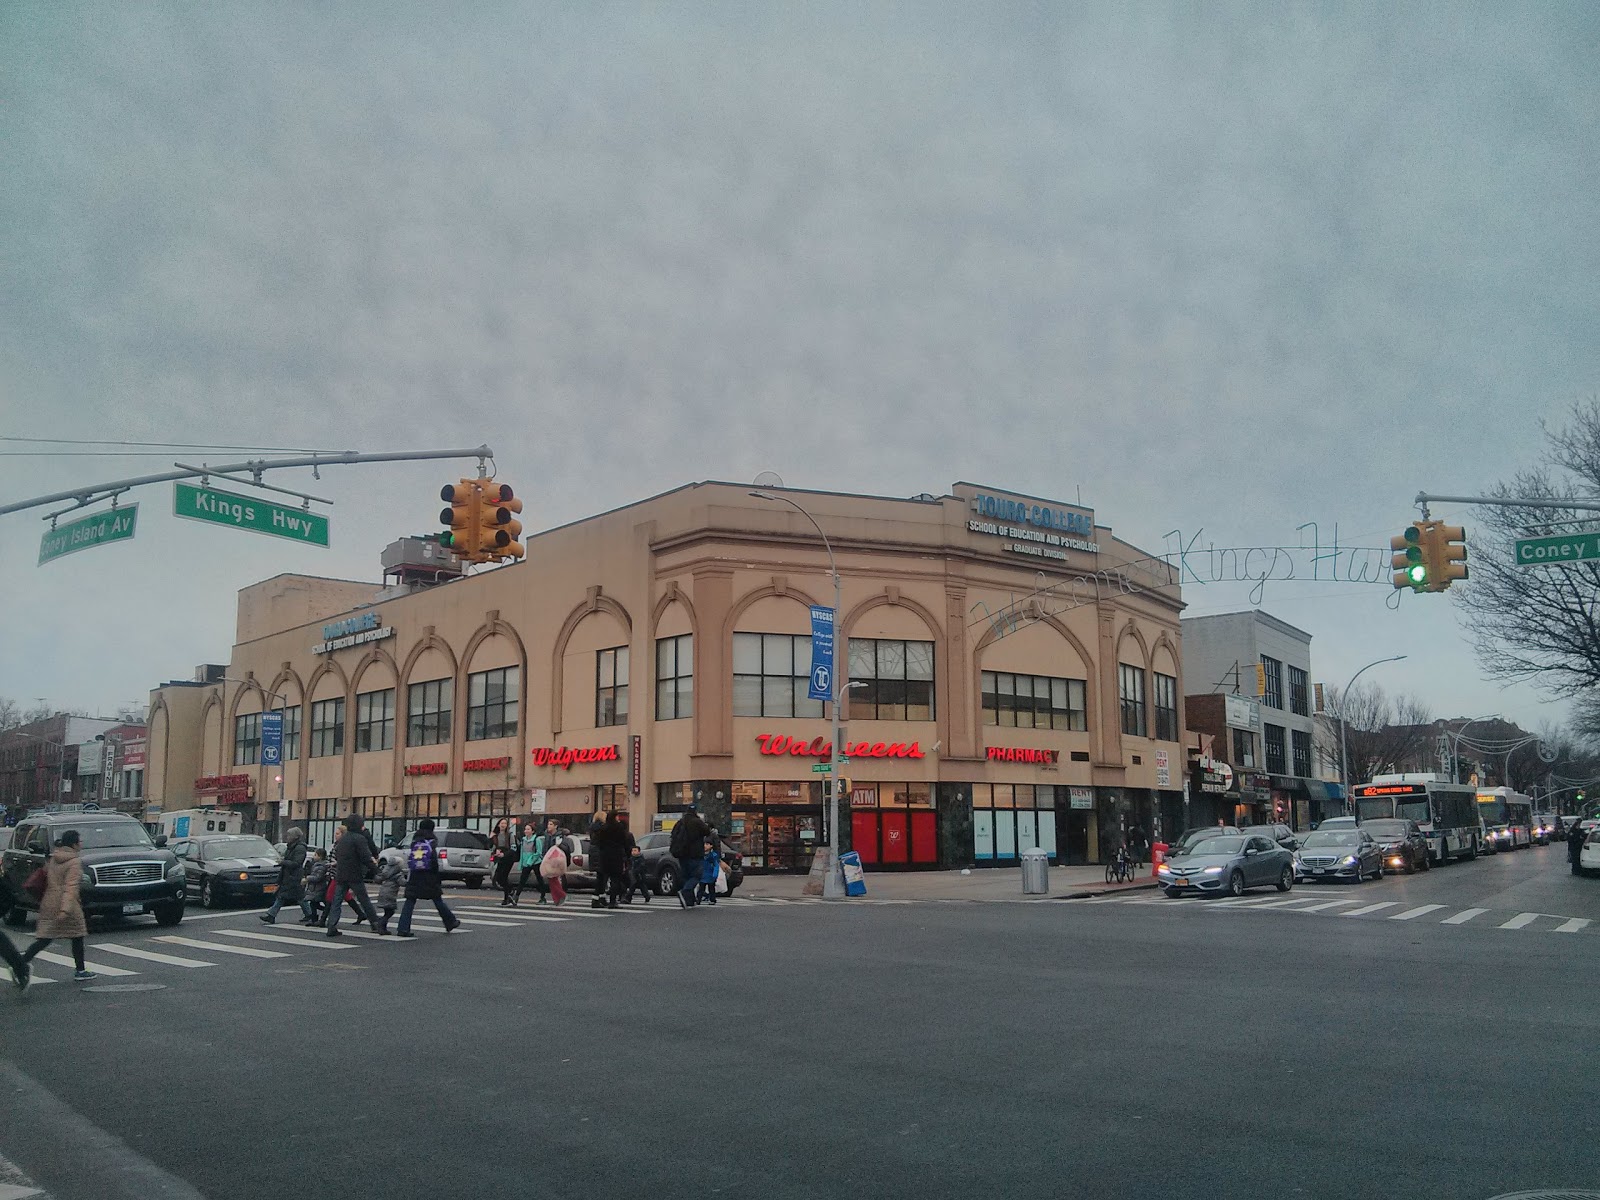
(1408, 564, 1427, 584)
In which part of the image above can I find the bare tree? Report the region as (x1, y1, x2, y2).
(1320, 682, 1436, 784)
(1457, 399, 1600, 698)
(0, 698, 54, 732)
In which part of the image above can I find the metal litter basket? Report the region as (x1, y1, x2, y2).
(1020, 847, 1050, 895)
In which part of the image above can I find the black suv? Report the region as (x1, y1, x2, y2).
(2, 812, 186, 928)
(1359, 817, 1431, 875)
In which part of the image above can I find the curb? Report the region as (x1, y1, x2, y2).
(1055, 881, 1160, 900)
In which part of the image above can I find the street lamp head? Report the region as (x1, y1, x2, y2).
(749, 490, 775, 501)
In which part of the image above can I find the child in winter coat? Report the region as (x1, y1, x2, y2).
(302, 850, 330, 925)
(696, 839, 721, 905)
(374, 857, 405, 935)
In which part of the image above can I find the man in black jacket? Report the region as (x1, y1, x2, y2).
(669, 805, 709, 908)
(326, 815, 380, 937)
(260, 827, 308, 925)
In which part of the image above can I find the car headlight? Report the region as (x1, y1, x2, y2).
(1341, 855, 1359, 865)
(1157, 864, 1173, 875)
(166, 862, 185, 880)
(237, 872, 249, 881)
(1201, 866, 1224, 875)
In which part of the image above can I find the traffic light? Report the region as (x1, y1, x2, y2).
(473, 480, 524, 563)
(1427, 524, 1469, 589)
(439, 479, 479, 559)
(1391, 523, 1429, 590)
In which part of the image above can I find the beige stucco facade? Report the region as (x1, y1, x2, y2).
(144, 481, 1187, 868)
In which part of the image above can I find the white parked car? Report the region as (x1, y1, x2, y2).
(1579, 829, 1600, 877)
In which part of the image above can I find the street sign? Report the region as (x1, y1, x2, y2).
(260, 712, 283, 766)
(807, 605, 835, 701)
(811, 763, 832, 773)
(174, 483, 330, 547)
(1515, 532, 1600, 567)
(38, 505, 138, 565)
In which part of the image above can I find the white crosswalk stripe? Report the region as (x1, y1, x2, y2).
(217, 930, 356, 950)
(1390, 905, 1445, 921)
(156, 936, 289, 959)
(1553, 918, 1591, 934)
(1340, 902, 1398, 918)
(1498, 912, 1541, 930)
(31, 951, 138, 976)
(93, 943, 216, 969)
(1441, 908, 1488, 925)
(1284, 898, 1360, 914)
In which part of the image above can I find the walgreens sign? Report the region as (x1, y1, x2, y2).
(530, 744, 621, 770)
(755, 733, 925, 760)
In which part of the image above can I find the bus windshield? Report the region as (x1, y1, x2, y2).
(1355, 797, 1395, 821)
(1397, 800, 1431, 825)
(1478, 797, 1508, 825)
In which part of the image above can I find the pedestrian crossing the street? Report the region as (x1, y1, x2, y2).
(1058, 891, 1598, 935)
(7, 893, 796, 989)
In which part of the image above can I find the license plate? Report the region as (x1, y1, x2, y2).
(1175, 877, 1188, 887)
(122, 903, 143, 915)
(263, 884, 278, 893)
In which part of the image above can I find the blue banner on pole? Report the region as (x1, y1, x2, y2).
(808, 605, 835, 701)
(260, 711, 283, 766)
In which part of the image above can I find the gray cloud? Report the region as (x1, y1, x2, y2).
(2, 2, 1595, 727)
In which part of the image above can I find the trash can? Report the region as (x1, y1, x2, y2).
(1020, 847, 1050, 895)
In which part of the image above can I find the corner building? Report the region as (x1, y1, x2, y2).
(146, 482, 1186, 870)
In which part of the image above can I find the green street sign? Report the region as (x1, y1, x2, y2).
(38, 505, 139, 565)
(811, 763, 832, 773)
(174, 483, 329, 547)
(1515, 532, 1600, 567)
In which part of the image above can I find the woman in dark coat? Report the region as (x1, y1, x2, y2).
(395, 819, 459, 936)
(598, 812, 630, 908)
(261, 827, 308, 925)
(490, 817, 518, 906)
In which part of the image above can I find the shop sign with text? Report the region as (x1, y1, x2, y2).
(531, 744, 621, 769)
(405, 762, 449, 777)
(1068, 786, 1095, 810)
(313, 611, 396, 655)
(463, 756, 512, 772)
(755, 733, 926, 760)
(985, 746, 1060, 765)
(194, 774, 253, 802)
(967, 490, 1098, 558)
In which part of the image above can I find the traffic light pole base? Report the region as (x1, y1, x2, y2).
(802, 846, 846, 898)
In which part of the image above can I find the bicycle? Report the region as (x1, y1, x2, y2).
(1104, 846, 1137, 885)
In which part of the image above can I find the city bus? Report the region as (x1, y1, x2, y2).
(1350, 776, 1480, 865)
(1476, 787, 1534, 851)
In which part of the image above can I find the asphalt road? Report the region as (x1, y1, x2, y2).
(2, 847, 1597, 1200)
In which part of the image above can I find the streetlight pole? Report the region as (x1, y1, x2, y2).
(751, 491, 845, 899)
(1336, 655, 1408, 803)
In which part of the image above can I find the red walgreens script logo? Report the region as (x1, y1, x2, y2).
(530, 745, 621, 769)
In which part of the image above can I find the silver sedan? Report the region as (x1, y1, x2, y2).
(1157, 834, 1296, 898)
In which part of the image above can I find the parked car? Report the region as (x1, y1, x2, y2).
(1168, 826, 1241, 857)
(634, 831, 745, 897)
(1295, 829, 1382, 882)
(391, 827, 492, 888)
(2, 811, 186, 928)
(1314, 816, 1358, 830)
(1359, 818, 1431, 875)
(171, 834, 283, 908)
(1580, 828, 1600, 876)
(1157, 834, 1295, 898)
(1241, 823, 1299, 851)
(1531, 813, 1557, 845)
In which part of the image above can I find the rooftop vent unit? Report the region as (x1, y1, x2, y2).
(381, 536, 464, 591)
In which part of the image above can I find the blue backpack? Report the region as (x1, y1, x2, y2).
(408, 839, 438, 873)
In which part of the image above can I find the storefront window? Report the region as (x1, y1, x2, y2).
(276, 705, 301, 762)
(1264, 723, 1287, 775)
(656, 781, 693, 810)
(407, 679, 452, 747)
(233, 713, 261, 766)
(1119, 665, 1147, 737)
(847, 639, 934, 721)
(729, 780, 823, 872)
(595, 783, 629, 818)
(1232, 728, 1256, 768)
(655, 635, 693, 720)
(970, 783, 1058, 861)
(732, 632, 824, 718)
(1291, 729, 1312, 778)
(1153, 673, 1178, 741)
(981, 671, 1086, 730)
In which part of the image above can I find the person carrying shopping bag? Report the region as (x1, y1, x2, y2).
(540, 833, 570, 906)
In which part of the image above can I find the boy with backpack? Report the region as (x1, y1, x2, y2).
(696, 837, 721, 905)
(395, 819, 460, 936)
(301, 849, 330, 925)
(373, 854, 405, 935)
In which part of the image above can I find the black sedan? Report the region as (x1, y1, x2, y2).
(1295, 829, 1383, 883)
(171, 834, 283, 908)
(1360, 818, 1430, 875)
(634, 831, 745, 897)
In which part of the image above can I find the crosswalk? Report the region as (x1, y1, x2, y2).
(12, 894, 797, 988)
(1060, 892, 1597, 935)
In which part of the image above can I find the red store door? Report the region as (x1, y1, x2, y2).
(851, 811, 880, 866)
(910, 810, 938, 864)
(881, 811, 909, 865)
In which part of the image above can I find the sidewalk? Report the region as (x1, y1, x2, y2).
(735, 863, 1157, 902)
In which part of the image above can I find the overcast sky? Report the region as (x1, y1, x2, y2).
(3, 3, 1596, 735)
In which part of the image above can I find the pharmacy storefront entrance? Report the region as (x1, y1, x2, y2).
(848, 780, 939, 868)
(729, 780, 822, 873)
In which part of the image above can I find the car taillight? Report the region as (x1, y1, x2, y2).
(438, 849, 448, 861)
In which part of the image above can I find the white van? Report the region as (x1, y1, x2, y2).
(155, 809, 243, 840)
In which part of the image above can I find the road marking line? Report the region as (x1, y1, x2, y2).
(1245, 897, 1329, 910)
(217, 930, 355, 950)
(457, 908, 593, 922)
(408, 916, 519, 929)
(1340, 902, 1399, 918)
(1553, 918, 1591, 934)
(1441, 908, 1488, 925)
(30, 952, 137, 977)
(92, 944, 216, 969)
(155, 936, 289, 959)
(1080, 897, 1132, 905)
(1390, 905, 1445, 921)
(1290, 899, 1361, 914)
(1499, 912, 1541, 930)
(1210, 896, 1284, 907)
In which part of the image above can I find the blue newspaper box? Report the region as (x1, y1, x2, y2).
(839, 850, 867, 897)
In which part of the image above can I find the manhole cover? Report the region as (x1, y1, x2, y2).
(82, 983, 167, 993)
(1487, 1192, 1600, 1199)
